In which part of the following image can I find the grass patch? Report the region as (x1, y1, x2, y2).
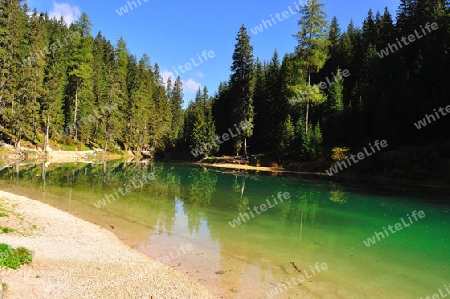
(2, 282, 7, 290)
(0, 227, 14, 233)
(0, 243, 33, 269)
(0, 212, 7, 217)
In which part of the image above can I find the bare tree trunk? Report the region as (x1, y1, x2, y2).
(104, 129, 110, 152)
(33, 96, 37, 143)
(42, 161, 46, 189)
(44, 115, 49, 151)
(74, 86, 78, 140)
(306, 71, 311, 135)
(15, 129, 21, 150)
(306, 101, 310, 135)
(104, 137, 108, 152)
(33, 118, 37, 143)
(243, 136, 248, 158)
(240, 175, 246, 198)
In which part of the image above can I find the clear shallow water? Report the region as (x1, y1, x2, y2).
(0, 161, 448, 298)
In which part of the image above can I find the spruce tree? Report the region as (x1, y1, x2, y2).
(112, 37, 129, 148)
(42, 22, 67, 149)
(67, 13, 94, 142)
(0, 0, 29, 148)
(169, 77, 184, 147)
(150, 63, 172, 152)
(293, 0, 329, 135)
(22, 9, 47, 144)
(230, 25, 254, 157)
(252, 58, 270, 150)
(187, 88, 217, 158)
(42, 18, 69, 147)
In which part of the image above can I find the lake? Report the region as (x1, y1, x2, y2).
(0, 161, 448, 298)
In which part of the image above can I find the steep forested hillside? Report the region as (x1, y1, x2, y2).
(1, 0, 449, 179)
(0, 0, 183, 153)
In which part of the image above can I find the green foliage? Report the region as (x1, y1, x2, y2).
(295, 0, 330, 75)
(230, 25, 255, 157)
(0, 243, 33, 269)
(288, 84, 327, 106)
(1, 227, 14, 233)
(331, 147, 350, 162)
(66, 14, 94, 141)
(0, 0, 30, 148)
(1, 0, 449, 177)
(292, 0, 329, 136)
(185, 88, 218, 158)
(0, 2, 177, 153)
(278, 115, 295, 156)
(168, 77, 184, 148)
(328, 71, 344, 111)
(302, 122, 323, 160)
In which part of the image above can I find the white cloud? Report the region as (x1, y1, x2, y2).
(49, 2, 81, 25)
(161, 70, 175, 85)
(161, 70, 202, 93)
(183, 78, 202, 93)
(196, 71, 205, 78)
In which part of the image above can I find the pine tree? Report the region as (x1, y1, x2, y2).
(326, 16, 341, 71)
(230, 25, 254, 157)
(303, 122, 323, 159)
(293, 0, 329, 135)
(126, 55, 153, 150)
(252, 58, 270, 150)
(112, 37, 129, 148)
(362, 9, 379, 48)
(67, 13, 94, 142)
(326, 69, 345, 143)
(169, 77, 184, 147)
(0, 0, 29, 148)
(185, 88, 218, 158)
(211, 81, 234, 154)
(202, 87, 218, 157)
(397, 0, 416, 29)
(22, 9, 47, 144)
(42, 19, 67, 149)
(278, 114, 295, 159)
(95, 34, 119, 151)
(151, 63, 172, 151)
(266, 51, 286, 147)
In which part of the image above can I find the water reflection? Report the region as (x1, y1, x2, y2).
(328, 184, 348, 205)
(0, 161, 447, 298)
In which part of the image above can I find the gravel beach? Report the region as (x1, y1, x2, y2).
(0, 190, 214, 299)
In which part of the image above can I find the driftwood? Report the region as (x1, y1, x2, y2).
(290, 261, 302, 274)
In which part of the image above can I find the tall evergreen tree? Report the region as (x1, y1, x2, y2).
(112, 37, 129, 148)
(23, 9, 47, 144)
(66, 13, 94, 142)
(293, 0, 329, 135)
(211, 81, 234, 153)
(230, 25, 254, 157)
(169, 77, 184, 147)
(0, 0, 29, 148)
(186, 88, 217, 158)
(149, 63, 172, 152)
(252, 59, 271, 150)
(42, 18, 68, 149)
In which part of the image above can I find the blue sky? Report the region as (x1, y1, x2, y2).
(27, 0, 400, 105)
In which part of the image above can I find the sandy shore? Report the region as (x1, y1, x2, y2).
(0, 190, 214, 299)
(195, 162, 328, 176)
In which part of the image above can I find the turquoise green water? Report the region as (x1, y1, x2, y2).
(0, 162, 448, 298)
